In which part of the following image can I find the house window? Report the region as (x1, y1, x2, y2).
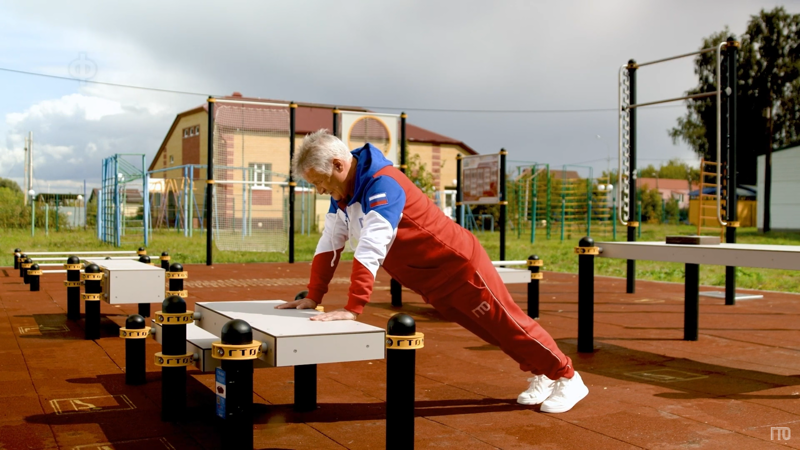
(183, 129, 189, 138)
(169, 155, 175, 164)
(249, 163, 272, 188)
(194, 125, 200, 134)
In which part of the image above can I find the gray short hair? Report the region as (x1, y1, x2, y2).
(292, 129, 353, 180)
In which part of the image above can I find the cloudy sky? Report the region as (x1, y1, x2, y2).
(1, 0, 796, 193)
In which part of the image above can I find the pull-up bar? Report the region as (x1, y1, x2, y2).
(635, 46, 716, 67)
(626, 91, 718, 110)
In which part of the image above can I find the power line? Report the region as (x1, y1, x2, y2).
(0, 66, 210, 97)
(1, 65, 687, 114)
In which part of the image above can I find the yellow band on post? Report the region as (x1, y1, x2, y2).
(627, 221, 639, 227)
(400, 165, 408, 169)
(27, 270, 42, 276)
(64, 280, 81, 288)
(154, 352, 194, 367)
(21, 263, 32, 269)
(288, 181, 297, 186)
(207, 180, 215, 184)
(137, 250, 147, 256)
(727, 221, 740, 228)
(165, 271, 188, 279)
(499, 150, 508, 155)
(211, 341, 263, 360)
(531, 273, 544, 280)
(82, 293, 102, 301)
(499, 201, 509, 205)
(82, 273, 103, 281)
(386, 332, 424, 350)
(166, 290, 188, 298)
(119, 327, 151, 339)
(64, 263, 83, 270)
(527, 260, 543, 267)
(154, 311, 194, 324)
(574, 247, 600, 255)
(160, 255, 171, 261)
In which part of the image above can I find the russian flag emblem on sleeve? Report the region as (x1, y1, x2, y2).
(369, 193, 388, 208)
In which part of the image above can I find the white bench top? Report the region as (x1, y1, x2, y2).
(597, 241, 800, 270)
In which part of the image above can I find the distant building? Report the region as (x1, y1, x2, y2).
(148, 93, 478, 230)
(758, 144, 800, 231)
(637, 178, 698, 209)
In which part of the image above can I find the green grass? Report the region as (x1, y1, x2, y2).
(3, 224, 798, 293)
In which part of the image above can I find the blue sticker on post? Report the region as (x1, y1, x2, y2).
(215, 367, 226, 418)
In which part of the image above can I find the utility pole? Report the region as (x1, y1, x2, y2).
(23, 136, 29, 206)
(763, 105, 773, 233)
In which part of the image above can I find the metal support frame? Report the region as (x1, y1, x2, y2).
(618, 41, 739, 296)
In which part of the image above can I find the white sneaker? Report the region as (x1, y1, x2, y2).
(540, 371, 589, 413)
(517, 375, 557, 405)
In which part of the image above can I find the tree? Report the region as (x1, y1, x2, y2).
(406, 152, 437, 199)
(0, 177, 22, 193)
(669, 7, 800, 185)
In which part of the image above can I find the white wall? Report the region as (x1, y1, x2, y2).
(757, 145, 800, 231)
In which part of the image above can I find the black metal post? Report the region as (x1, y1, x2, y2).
(158, 295, 188, 422)
(332, 107, 340, 137)
(206, 97, 214, 266)
(684, 263, 700, 341)
(137, 255, 152, 318)
(28, 263, 41, 292)
(725, 38, 739, 306)
(289, 102, 297, 264)
(83, 263, 102, 340)
(391, 112, 408, 307)
(455, 155, 462, 226)
(13, 249, 20, 270)
(19, 253, 27, 278)
(627, 59, 638, 294)
(168, 263, 186, 299)
(66, 256, 81, 321)
(294, 365, 317, 412)
(499, 149, 507, 261)
(22, 257, 32, 284)
(527, 255, 541, 319)
(122, 314, 147, 385)
(577, 237, 596, 353)
(160, 251, 170, 271)
(219, 319, 255, 450)
(386, 313, 420, 450)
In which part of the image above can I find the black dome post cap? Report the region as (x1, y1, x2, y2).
(138, 247, 145, 251)
(628, 58, 637, 65)
(14, 248, 20, 252)
(126, 314, 146, 329)
(105, 257, 112, 260)
(138, 255, 151, 263)
(295, 290, 309, 300)
(161, 251, 169, 256)
(579, 237, 595, 247)
(20, 253, 27, 258)
(169, 263, 183, 272)
(387, 313, 416, 336)
(85, 263, 100, 273)
(528, 255, 539, 260)
(221, 319, 253, 345)
(162, 295, 186, 313)
(67, 255, 80, 264)
(30, 263, 39, 270)
(24, 257, 32, 263)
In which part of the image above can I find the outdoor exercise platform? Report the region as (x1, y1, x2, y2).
(577, 239, 800, 352)
(152, 300, 385, 373)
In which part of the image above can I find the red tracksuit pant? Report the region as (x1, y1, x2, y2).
(423, 247, 574, 381)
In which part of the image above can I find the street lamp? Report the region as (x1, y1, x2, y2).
(28, 189, 35, 237)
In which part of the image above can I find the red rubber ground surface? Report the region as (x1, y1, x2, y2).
(1, 261, 798, 449)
